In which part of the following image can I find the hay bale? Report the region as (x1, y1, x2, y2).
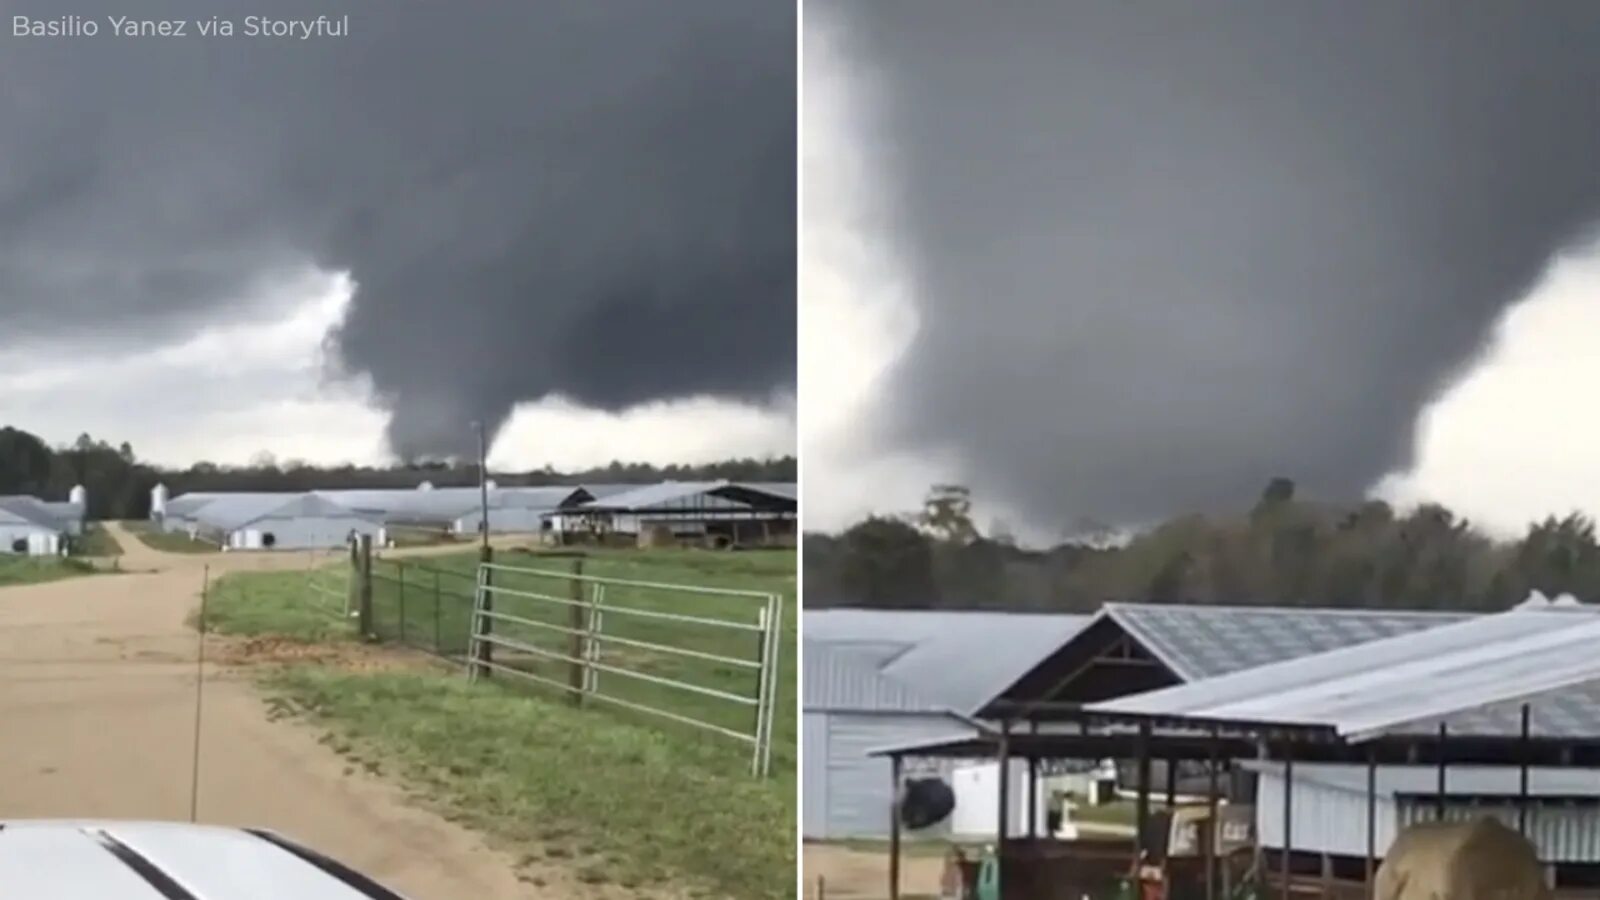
(637, 524, 676, 548)
(1375, 817, 1548, 900)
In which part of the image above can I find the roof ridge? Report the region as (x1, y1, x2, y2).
(1106, 601, 1472, 618)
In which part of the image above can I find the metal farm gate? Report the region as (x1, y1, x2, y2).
(465, 560, 784, 777)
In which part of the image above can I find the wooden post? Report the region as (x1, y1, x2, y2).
(346, 537, 361, 619)
(890, 753, 903, 900)
(1135, 722, 1152, 860)
(1366, 748, 1377, 900)
(567, 556, 587, 704)
(357, 534, 373, 639)
(397, 562, 407, 643)
(1436, 723, 1448, 820)
(1281, 750, 1293, 900)
(1028, 718, 1040, 839)
(475, 544, 494, 676)
(1166, 757, 1178, 806)
(998, 722, 1012, 851)
(1207, 732, 1219, 900)
(1519, 705, 1531, 835)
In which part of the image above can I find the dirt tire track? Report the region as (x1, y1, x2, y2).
(0, 522, 600, 899)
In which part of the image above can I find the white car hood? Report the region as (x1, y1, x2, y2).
(0, 820, 409, 899)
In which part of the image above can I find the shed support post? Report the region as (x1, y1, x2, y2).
(1028, 758, 1039, 839)
(1281, 748, 1293, 900)
(1166, 756, 1178, 806)
(1366, 747, 1377, 900)
(1206, 730, 1219, 900)
(889, 753, 902, 900)
(1135, 721, 1152, 861)
(1519, 704, 1531, 835)
(1436, 723, 1448, 821)
(998, 722, 1012, 851)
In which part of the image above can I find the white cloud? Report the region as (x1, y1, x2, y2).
(489, 394, 794, 472)
(1373, 240, 1600, 537)
(0, 269, 795, 471)
(801, 11, 952, 531)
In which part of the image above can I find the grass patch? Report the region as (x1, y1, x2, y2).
(206, 547, 796, 898)
(73, 523, 123, 557)
(125, 520, 221, 554)
(0, 555, 99, 587)
(199, 568, 353, 642)
(363, 546, 797, 775)
(263, 666, 794, 899)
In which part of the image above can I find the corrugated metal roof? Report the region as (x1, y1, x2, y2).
(1090, 607, 1600, 740)
(805, 609, 1090, 713)
(1106, 602, 1467, 681)
(804, 640, 947, 712)
(738, 481, 797, 500)
(575, 481, 737, 511)
(575, 483, 650, 500)
(0, 497, 72, 531)
(1244, 761, 1600, 798)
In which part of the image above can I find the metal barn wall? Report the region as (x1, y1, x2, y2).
(0, 524, 60, 556)
(803, 712, 830, 839)
(234, 516, 380, 550)
(816, 712, 968, 839)
(1398, 803, 1600, 863)
(1257, 772, 1600, 863)
(1256, 770, 1401, 858)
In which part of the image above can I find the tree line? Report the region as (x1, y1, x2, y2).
(0, 425, 795, 522)
(804, 480, 1600, 613)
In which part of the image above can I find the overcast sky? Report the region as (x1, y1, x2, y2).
(805, 0, 1600, 540)
(0, 1, 795, 470)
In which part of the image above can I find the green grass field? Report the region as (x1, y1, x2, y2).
(73, 524, 123, 557)
(124, 520, 220, 554)
(0, 555, 99, 587)
(204, 546, 796, 899)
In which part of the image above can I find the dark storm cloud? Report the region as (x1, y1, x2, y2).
(0, 0, 794, 458)
(819, 0, 1600, 529)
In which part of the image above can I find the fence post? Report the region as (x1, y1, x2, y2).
(567, 556, 586, 705)
(346, 538, 360, 618)
(475, 545, 494, 677)
(397, 562, 407, 644)
(752, 604, 770, 777)
(587, 584, 604, 696)
(356, 534, 373, 640)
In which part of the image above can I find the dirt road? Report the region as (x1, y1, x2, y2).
(0, 523, 570, 899)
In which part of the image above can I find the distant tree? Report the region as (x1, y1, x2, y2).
(835, 516, 940, 608)
(920, 484, 979, 545)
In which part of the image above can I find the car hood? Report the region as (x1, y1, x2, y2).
(0, 820, 408, 898)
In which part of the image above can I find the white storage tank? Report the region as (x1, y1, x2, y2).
(151, 484, 169, 518)
(69, 485, 87, 507)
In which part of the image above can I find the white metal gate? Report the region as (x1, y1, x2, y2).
(465, 561, 783, 777)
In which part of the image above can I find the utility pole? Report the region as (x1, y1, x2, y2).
(474, 420, 490, 552)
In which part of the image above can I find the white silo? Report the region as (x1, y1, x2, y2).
(69, 484, 87, 506)
(418, 480, 435, 492)
(151, 483, 169, 521)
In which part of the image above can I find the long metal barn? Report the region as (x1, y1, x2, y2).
(873, 597, 1600, 900)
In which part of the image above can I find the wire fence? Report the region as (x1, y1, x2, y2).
(303, 548, 352, 620)
(466, 560, 783, 777)
(367, 555, 480, 660)
(306, 539, 783, 777)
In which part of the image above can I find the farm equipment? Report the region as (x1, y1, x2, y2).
(946, 804, 1255, 900)
(1125, 804, 1257, 900)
